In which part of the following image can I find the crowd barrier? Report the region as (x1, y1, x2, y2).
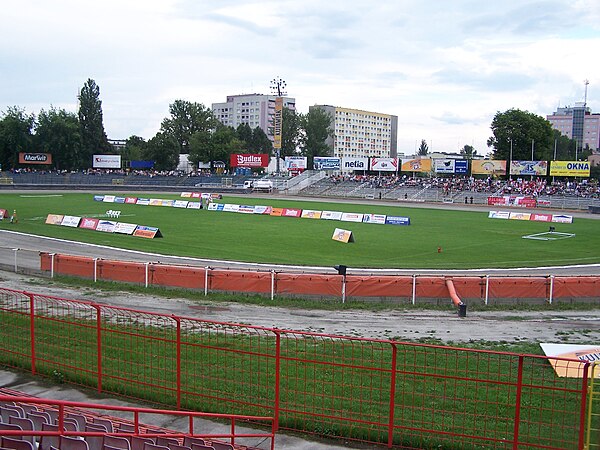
(0, 287, 595, 449)
(40, 252, 600, 304)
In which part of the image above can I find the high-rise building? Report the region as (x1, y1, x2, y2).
(547, 103, 600, 152)
(212, 94, 296, 145)
(310, 105, 398, 161)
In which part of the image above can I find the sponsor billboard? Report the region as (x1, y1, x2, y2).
(433, 159, 468, 174)
(510, 160, 548, 176)
(223, 204, 240, 213)
(401, 158, 432, 173)
(93, 154, 121, 169)
(341, 157, 369, 171)
(509, 212, 531, 221)
(136, 198, 150, 206)
(340, 212, 364, 222)
(362, 214, 386, 224)
(93, 195, 105, 202)
(273, 97, 283, 150)
(530, 213, 552, 222)
(321, 211, 343, 220)
(551, 214, 573, 224)
(114, 222, 138, 235)
(385, 216, 411, 225)
(488, 211, 510, 220)
(270, 207, 284, 217)
(79, 217, 99, 230)
(173, 200, 189, 208)
(301, 210, 322, 219)
(103, 195, 116, 203)
(332, 228, 354, 243)
(45, 214, 64, 225)
(540, 343, 600, 378)
(238, 205, 255, 214)
(253, 206, 272, 215)
(0, 209, 6, 220)
(285, 156, 307, 170)
(133, 226, 163, 239)
(471, 160, 506, 175)
(186, 202, 202, 209)
(230, 153, 269, 168)
(282, 208, 302, 217)
(96, 220, 117, 232)
(549, 161, 590, 177)
(313, 157, 341, 170)
(19, 152, 52, 165)
(60, 215, 81, 227)
(370, 157, 398, 172)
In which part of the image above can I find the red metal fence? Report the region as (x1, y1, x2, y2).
(40, 253, 600, 304)
(0, 287, 595, 449)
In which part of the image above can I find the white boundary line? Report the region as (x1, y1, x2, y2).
(1, 229, 600, 275)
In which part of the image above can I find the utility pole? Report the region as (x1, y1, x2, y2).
(270, 77, 287, 175)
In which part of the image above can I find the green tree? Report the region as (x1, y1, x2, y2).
(236, 123, 253, 147)
(550, 130, 577, 161)
(122, 136, 147, 165)
(142, 132, 179, 171)
(0, 106, 35, 170)
(188, 130, 214, 168)
(78, 79, 111, 168)
(487, 109, 554, 162)
(460, 144, 477, 160)
(281, 107, 301, 158)
(250, 127, 273, 155)
(160, 100, 217, 154)
(35, 107, 81, 170)
(418, 139, 429, 156)
(301, 107, 333, 166)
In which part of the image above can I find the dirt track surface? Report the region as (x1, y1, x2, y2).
(1, 270, 598, 345)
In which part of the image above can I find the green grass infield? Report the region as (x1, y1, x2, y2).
(0, 192, 598, 269)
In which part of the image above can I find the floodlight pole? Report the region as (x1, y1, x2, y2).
(270, 76, 287, 176)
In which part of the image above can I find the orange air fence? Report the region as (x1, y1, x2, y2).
(40, 252, 600, 303)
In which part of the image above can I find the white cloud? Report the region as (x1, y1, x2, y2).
(1, 0, 599, 154)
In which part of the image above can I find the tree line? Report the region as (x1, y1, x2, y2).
(0, 79, 334, 172)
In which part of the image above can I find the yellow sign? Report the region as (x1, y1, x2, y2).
(540, 343, 600, 378)
(401, 158, 432, 172)
(332, 228, 354, 243)
(273, 97, 283, 150)
(471, 160, 506, 175)
(549, 161, 590, 177)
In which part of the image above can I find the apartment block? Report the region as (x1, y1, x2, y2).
(547, 103, 600, 152)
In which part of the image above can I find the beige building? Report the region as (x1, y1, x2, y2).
(310, 105, 398, 159)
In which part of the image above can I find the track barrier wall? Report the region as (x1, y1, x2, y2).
(39, 252, 600, 304)
(0, 286, 596, 449)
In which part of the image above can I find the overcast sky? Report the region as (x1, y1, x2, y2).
(2, 0, 599, 155)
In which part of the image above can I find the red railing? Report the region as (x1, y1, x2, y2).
(39, 252, 600, 304)
(0, 287, 593, 449)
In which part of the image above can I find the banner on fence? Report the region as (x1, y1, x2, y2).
(385, 216, 411, 225)
(370, 157, 398, 172)
(362, 214, 386, 224)
(19, 152, 52, 165)
(332, 228, 354, 243)
(301, 210, 322, 219)
(79, 218, 99, 230)
(96, 220, 117, 232)
(540, 343, 600, 378)
(471, 160, 506, 175)
(549, 161, 591, 177)
(313, 157, 341, 170)
(401, 158, 432, 172)
(321, 211, 343, 220)
(60, 215, 81, 227)
(45, 214, 64, 225)
(114, 222, 138, 234)
(341, 212, 364, 222)
(510, 160, 548, 176)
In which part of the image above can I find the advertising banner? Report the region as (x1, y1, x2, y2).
(341, 157, 369, 172)
(270, 207, 284, 217)
(45, 214, 64, 225)
(508, 212, 531, 221)
(313, 157, 341, 170)
(301, 210, 322, 219)
(253, 206, 272, 215)
(385, 216, 411, 225)
(282, 208, 302, 218)
(321, 211, 343, 220)
(0, 209, 6, 220)
(401, 158, 432, 173)
(136, 198, 150, 206)
(125, 197, 138, 204)
(362, 214, 386, 224)
(549, 161, 590, 177)
(114, 197, 126, 204)
(455, 160, 468, 174)
(96, 220, 117, 232)
(133, 226, 163, 239)
(186, 202, 202, 209)
(114, 222, 138, 235)
(230, 153, 269, 168)
(19, 152, 52, 165)
(510, 160, 548, 176)
(540, 343, 600, 378)
(93, 155, 121, 169)
(471, 160, 506, 175)
(93, 195, 104, 202)
(238, 205, 255, 214)
(530, 213, 553, 222)
(273, 97, 283, 150)
(488, 211, 510, 220)
(149, 199, 163, 206)
(433, 159, 455, 174)
(332, 228, 354, 243)
(340, 212, 364, 222)
(79, 218, 99, 230)
(223, 204, 240, 213)
(370, 158, 398, 172)
(60, 215, 81, 228)
(551, 214, 573, 224)
(173, 200, 189, 208)
(285, 156, 307, 170)
(103, 195, 116, 203)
